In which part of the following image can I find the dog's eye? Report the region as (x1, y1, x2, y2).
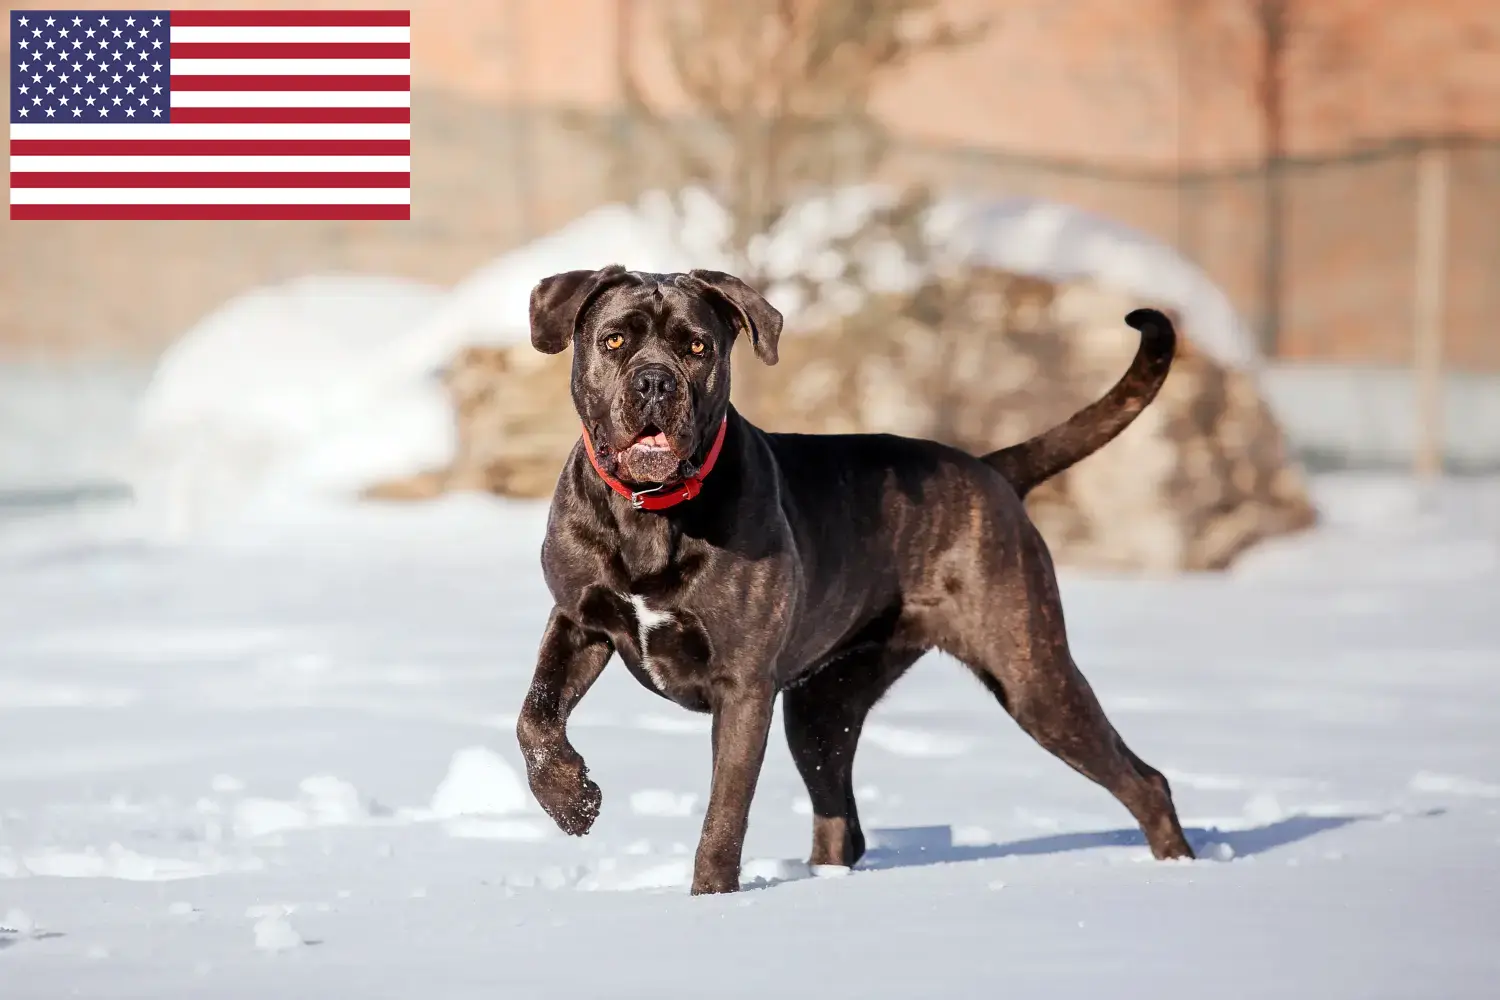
(604, 333, 625, 351)
(689, 339, 707, 355)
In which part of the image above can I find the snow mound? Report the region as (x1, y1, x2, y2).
(429, 747, 531, 818)
(1, 908, 36, 935)
(123, 273, 450, 539)
(231, 774, 373, 839)
(252, 912, 304, 953)
(297, 775, 368, 826)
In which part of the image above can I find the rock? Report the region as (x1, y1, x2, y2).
(363, 268, 1315, 572)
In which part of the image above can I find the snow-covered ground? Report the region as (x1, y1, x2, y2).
(1, 473, 1498, 998)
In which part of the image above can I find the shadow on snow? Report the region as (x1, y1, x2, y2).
(854, 809, 1443, 872)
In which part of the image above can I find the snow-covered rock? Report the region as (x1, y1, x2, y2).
(372, 264, 1309, 571)
(124, 187, 1262, 537)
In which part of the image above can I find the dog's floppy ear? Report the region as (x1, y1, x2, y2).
(686, 269, 783, 366)
(528, 265, 631, 355)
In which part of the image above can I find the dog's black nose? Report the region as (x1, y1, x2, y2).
(631, 365, 678, 403)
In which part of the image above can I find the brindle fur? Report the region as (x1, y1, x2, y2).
(515, 265, 1194, 895)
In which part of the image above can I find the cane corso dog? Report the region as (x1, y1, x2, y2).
(515, 266, 1195, 894)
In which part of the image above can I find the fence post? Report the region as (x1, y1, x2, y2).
(1411, 145, 1450, 484)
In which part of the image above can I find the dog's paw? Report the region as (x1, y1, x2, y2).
(1152, 838, 1195, 861)
(530, 759, 602, 837)
(689, 874, 740, 896)
(689, 849, 743, 895)
(554, 775, 602, 837)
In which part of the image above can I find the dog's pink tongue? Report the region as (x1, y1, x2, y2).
(636, 430, 671, 449)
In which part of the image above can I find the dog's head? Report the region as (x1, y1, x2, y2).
(528, 266, 782, 485)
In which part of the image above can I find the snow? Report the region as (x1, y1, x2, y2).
(0, 362, 150, 496)
(428, 747, 531, 819)
(628, 790, 699, 818)
(1409, 772, 1500, 799)
(229, 775, 373, 841)
(119, 187, 1262, 539)
(0, 473, 1497, 997)
(250, 912, 304, 953)
(862, 722, 973, 758)
(2, 909, 36, 935)
(12, 845, 259, 882)
(121, 273, 452, 539)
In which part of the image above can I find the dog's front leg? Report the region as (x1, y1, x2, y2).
(516, 608, 611, 836)
(692, 674, 776, 894)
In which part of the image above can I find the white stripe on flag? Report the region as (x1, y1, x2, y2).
(11, 124, 410, 141)
(170, 59, 413, 76)
(169, 90, 411, 108)
(167, 26, 411, 44)
(10, 188, 412, 206)
(12, 156, 411, 173)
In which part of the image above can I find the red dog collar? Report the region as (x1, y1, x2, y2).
(581, 417, 728, 511)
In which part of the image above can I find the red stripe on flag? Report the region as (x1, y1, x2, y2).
(11, 172, 411, 189)
(170, 76, 411, 92)
(169, 42, 411, 59)
(168, 11, 411, 28)
(169, 107, 410, 123)
(11, 204, 412, 221)
(10, 140, 410, 156)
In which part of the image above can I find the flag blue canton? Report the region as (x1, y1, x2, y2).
(10, 10, 171, 124)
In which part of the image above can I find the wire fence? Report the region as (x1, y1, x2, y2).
(886, 136, 1500, 371)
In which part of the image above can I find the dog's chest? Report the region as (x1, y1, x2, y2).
(576, 585, 716, 711)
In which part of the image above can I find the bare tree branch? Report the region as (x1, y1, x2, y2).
(582, 0, 988, 291)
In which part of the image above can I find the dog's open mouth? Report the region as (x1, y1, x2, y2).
(617, 423, 685, 484)
(627, 424, 674, 453)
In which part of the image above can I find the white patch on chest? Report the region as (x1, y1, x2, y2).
(628, 594, 675, 690)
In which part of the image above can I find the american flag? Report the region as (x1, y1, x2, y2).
(8, 9, 410, 220)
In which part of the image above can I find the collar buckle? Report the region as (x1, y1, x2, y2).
(629, 484, 666, 510)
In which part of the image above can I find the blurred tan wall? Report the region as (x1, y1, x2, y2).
(2, 0, 1497, 365)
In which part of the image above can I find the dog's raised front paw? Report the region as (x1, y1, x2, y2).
(529, 757, 602, 837)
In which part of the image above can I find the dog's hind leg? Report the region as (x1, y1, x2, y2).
(783, 647, 923, 868)
(950, 525, 1194, 861)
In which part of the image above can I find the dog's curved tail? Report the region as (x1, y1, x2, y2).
(983, 308, 1177, 498)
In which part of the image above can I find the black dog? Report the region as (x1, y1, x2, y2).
(515, 266, 1194, 894)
